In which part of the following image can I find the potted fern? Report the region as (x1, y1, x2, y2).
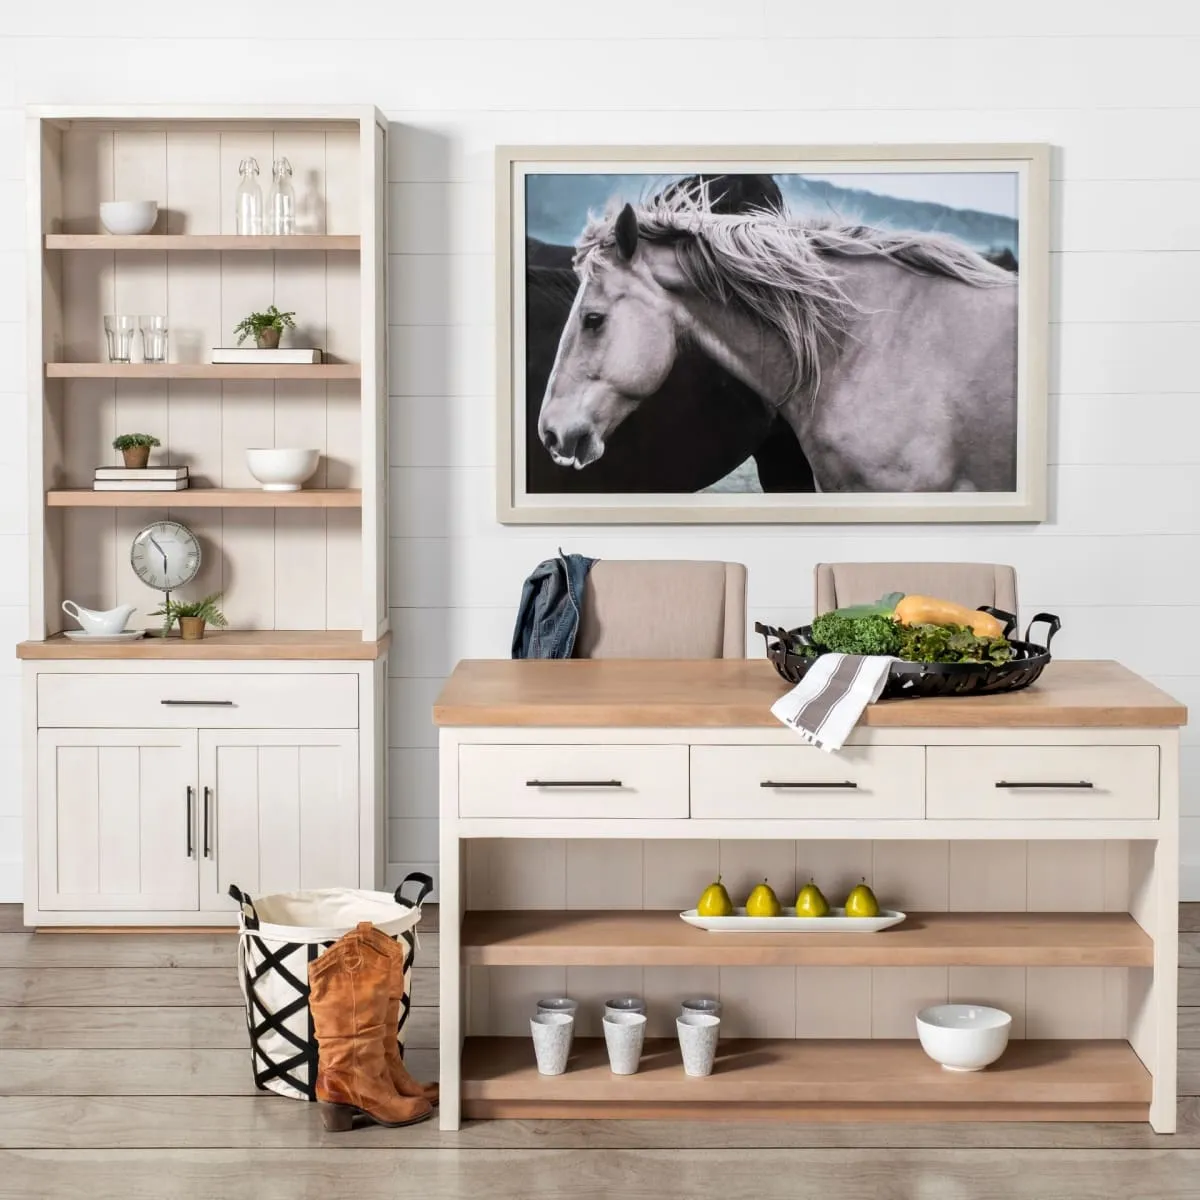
(233, 305, 296, 350)
(150, 592, 228, 641)
(112, 432, 161, 470)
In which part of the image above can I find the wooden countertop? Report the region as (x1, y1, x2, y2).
(433, 659, 1187, 728)
(17, 629, 390, 661)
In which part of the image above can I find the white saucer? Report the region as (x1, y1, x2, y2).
(63, 630, 145, 642)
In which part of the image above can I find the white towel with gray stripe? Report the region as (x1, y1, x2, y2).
(770, 653, 893, 753)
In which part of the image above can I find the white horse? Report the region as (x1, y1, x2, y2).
(538, 186, 1018, 492)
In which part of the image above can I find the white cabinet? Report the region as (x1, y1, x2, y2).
(37, 729, 200, 912)
(198, 729, 359, 911)
(36, 721, 360, 918)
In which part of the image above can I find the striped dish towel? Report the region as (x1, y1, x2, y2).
(770, 653, 893, 752)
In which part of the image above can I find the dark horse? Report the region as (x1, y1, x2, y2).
(524, 175, 814, 495)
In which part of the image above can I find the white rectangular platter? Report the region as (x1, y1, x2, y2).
(680, 907, 906, 933)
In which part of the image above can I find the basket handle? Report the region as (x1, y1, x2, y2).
(977, 607, 1017, 638)
(394, 872, 434, 910)
(228, 884, 260, 929)
(1024, 612, 1061, 649)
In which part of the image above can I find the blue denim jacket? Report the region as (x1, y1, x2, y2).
(511, 551, 596, 659)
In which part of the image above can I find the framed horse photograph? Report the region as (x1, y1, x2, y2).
(495, 144, 1050, 524)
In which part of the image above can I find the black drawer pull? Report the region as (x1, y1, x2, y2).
(525, 779, 623, 788)
(995, 780, 1094, 789)
(761, 780, 858, 789)
(185, 786, 194, 859)
(161, 699, 235, 707)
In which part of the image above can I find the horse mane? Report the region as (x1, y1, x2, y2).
(574, 183, 1014, 401)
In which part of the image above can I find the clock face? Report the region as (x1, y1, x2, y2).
(130, 521, 202, 591)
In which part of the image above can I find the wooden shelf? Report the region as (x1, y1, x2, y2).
(44, 234, 360, 251)
(460, 1037, 1150, 1121)
(46, 488, 362, 509)
(17, 629, 390, 661)
(460, 910, 1154, 968)
(45, 363, 360, 381)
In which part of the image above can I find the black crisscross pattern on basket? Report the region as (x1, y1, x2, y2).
(240, 931, 415, 1101)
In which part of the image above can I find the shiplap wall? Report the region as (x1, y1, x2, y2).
(0, 2, 1198, 902)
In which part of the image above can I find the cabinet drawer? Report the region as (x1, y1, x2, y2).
(458, 745, 688, 819)
(38, 673, 358, 729)
(690, 745, 925, 820)
(926, 746, 1159, 819)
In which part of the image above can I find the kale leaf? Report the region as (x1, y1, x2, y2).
(895, 622, 1013, 664)
(809, 611, 902, 656)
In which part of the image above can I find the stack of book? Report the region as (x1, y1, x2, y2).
(93, 465, 190, 492)
(211, 347, 323, 364)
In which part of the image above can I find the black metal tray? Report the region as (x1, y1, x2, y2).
(756, 609, 1061, 700)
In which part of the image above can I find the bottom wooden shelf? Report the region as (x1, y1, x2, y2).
(460, 1037, 1150, 1123)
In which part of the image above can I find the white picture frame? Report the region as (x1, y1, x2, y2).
(496, 143, 1050, 525)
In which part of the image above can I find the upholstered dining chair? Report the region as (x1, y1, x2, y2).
(575, 560, 747, 659)
(813, 562, 1019, 620)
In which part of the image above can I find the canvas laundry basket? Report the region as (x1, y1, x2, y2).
(231, 873, 433, 1101)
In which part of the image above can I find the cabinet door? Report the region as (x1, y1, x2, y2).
(198, 730, 360, 912)
(37, 729, 199, 911)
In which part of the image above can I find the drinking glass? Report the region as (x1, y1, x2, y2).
(103, 316, 137, 363)
(139, 316, 168, 363)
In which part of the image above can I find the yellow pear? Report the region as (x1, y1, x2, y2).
(745, 879, 782, 918)
(844, 879, 880, 918)
(696, 875, 734, 917)
(795, 880, 830, 918)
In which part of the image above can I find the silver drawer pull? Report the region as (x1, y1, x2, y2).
(761, 780, 858, 789)
(525, 779, 623, 788)
(995, 780, 1094, 789)
(161, 699, 235, 707)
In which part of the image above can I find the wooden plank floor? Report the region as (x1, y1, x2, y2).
(1, 901, 1199, 1200)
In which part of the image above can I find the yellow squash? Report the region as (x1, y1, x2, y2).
(893, 595, 1004, 639)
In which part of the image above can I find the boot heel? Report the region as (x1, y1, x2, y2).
(319, 1101, 358, 1132)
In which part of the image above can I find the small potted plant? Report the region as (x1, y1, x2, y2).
(233, 305, 296, 350)
(150, 592, 228, 641)
(112, 432, 161, 470)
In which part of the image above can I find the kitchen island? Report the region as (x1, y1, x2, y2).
(433, 659, 1186, 1131)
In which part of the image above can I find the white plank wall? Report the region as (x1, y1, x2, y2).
(1, 3, 1200, 900)
(464, 837, 1135, 1040)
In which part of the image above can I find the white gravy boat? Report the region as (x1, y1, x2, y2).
(62, 600, 136, 636)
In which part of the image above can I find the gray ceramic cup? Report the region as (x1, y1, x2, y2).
(536, 997, 579, 1018)
(602, 1010, 647, 1075)
(603, 995, 647, 1019)
(530, 1011, 574, 1076)
(676, 1012, 721, 1077)
(680, 997, 721, 1019)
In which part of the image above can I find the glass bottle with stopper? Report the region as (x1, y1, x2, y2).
(235, 157, 264, 236)
(268, 157, 296, 235)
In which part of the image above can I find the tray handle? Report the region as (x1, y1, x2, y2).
(1023, 612, 1062, 649)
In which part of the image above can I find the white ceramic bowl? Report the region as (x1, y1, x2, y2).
(245, 448, 320, 492)
(99, 200, 159, 235)
(916, 1004, 1012, 1072)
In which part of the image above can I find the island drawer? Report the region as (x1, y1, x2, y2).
(689, 745, 925, 820)
(38, 673, 359, 729)
(457, 744, 688, 819)
(926, 746, 1160, 819)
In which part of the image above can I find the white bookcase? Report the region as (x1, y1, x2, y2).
(19, 105, 390, 926)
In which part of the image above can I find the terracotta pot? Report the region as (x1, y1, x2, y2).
(121, 444, 151, 469)
(179, 616, 206, 641)
(255, 327, 281, 350)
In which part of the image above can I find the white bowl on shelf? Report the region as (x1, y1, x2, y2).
(246, 448, 320, 492)
(916, 1004, 1011, 1072)
(99, 200, 159, 235)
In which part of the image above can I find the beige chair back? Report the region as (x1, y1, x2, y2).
(813, 562, 1018, 619)
(575, 560, 747, 659)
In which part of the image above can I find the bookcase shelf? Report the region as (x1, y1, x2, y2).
(45, 234, 360, 251)
(46, 488, 363, 509)
(46, 363, 360, 381)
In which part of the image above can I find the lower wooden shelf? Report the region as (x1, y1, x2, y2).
(46, 488, 361, 508)
(460, 910, 1154, 968)
(460, 1037, 1150, 1122)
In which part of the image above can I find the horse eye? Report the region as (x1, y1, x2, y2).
(581, 311, 606, 332)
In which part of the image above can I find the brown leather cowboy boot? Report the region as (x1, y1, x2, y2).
(308, 925, 433, 1132)
(354, 922, 440, 1107)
